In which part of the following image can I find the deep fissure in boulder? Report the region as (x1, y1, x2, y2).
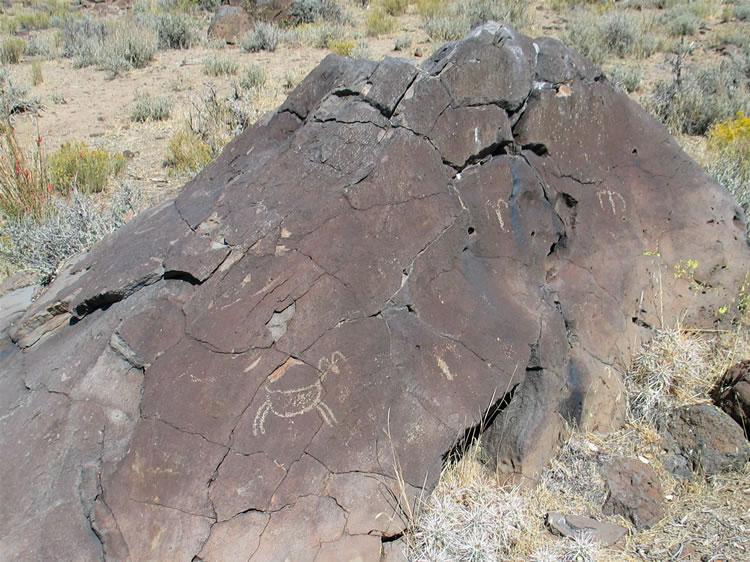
(2, 22, 750, 561)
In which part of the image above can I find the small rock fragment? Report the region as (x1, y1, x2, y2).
(546, 511, 627, 546)
(602, 457, 664, 530)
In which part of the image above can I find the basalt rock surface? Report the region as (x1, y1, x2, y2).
(2, 23, 749, 561)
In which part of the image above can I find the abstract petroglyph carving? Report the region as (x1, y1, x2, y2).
(597, 190, 627, 215)
(490, 198, 509, 232)
(252, 352, 344, 436)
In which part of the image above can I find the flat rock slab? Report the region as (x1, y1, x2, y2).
(2, 22, 750, 560)
(546, 512, 627, 547)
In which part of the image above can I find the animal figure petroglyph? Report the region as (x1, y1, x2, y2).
(596, 190, 626, 215)
(252, 351, 344, 436)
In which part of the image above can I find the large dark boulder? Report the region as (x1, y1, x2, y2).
(659, 404, 750, 478)
(2, 23, 749, 560)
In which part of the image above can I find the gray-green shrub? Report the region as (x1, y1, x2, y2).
(239, 63, 266, 91)
(130, 92, 172, 122)
(240, 22, 281, 52)
(288, 0, 347, 25)
(0, 185, 142, 281)
(608, 65, 643, 93)
(155, 12, 199, 49)
(647, 57, 750, 135)
(394, 34, 413, 51)
(566, 8, 656, 63)
(203, 54, 239, 76)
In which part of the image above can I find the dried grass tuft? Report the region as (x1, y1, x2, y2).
(406, 444, 528, 561)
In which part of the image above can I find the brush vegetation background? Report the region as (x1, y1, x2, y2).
(0, 0, 749, 557)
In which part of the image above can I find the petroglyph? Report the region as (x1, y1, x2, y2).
(437, 356, 454, 380)
(597, 190, 626, 215)
(489, 198, 509, 232)
(252, 352, 345, 436)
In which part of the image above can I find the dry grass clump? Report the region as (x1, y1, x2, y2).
(130, 91, 173, 122)
(238, 63, 267, 92)
(406, 444, 528, 561)
(0, 119, 51, 220)
(366, 7, 398, 36)
(565, 8, 659, 64)
(184, 84, 254, 157)
(419, 0, 531, 41)
(0, 36, 26, 65)
(165, 127, 212, 174)
(626, 326, 714, 422)
(202, 54, 239, 76)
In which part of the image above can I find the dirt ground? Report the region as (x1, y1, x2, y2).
(7, 8, 432, 204)
(3, 1, 742, 203)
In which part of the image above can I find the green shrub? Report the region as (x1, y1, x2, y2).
(735, 4, 750, 20)
(1, 37, 26, 64)
(61, 15, 158, 75)
(130, 92, 173, 122)
(599, 11, 649, 57)
(416, 0, 443, 18)
(166, 128, 213, 173)
(421, 0, 531, 41)
(240, 22, 281, 52)
(13, 12, 52, 31)
(283, 70, 303, 90)
(328, 38, 355, 56)
(203, 54, 239, 76)
(379, 0, 411, 16)
(366, 7, 397, 36)
(239, 63, 267, 91)
(712, 24, 750, 48)
(0, 184, 142, 281)
(49, 141, 125, 194)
